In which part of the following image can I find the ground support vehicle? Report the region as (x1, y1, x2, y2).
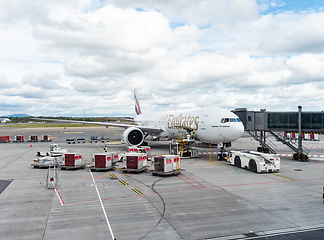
(36, 144, 67, 157)
(77, 138, 86, 143)
(100, 136, 110, 144)
(121, 153, 148, 173)
(0, 136, 10, 143)
(49, 144, 67, 154)
(227, 150, 280, 173)
(61, 153, 85, 170)
(169, 139, 199, 158)
(89, 153, 119, 171)
(13, 135, 24, 142)
(41, 135, 51, 142)
(66, 138, 75, 144)
(89, 136, 98, 143)
(31, 156, 62, 168)
(28, 135, 38, 142)
(152, 155, 181, 176)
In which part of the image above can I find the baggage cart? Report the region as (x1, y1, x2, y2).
(28, 135, 38, 142)
(61, 153, 84, 170)
(41, 135, 51, 142)
(31, 156, 62, 168)
(0, 136, 10, 143)
(89, 153, 117, 171)
(122, 153, 148, 173)
(77, 138, 85, 143)
(152, 155, 181, 176)
(66, 138, 75, 144)
(13, 135, 24, 142)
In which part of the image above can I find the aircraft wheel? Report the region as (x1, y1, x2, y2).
(234, 156, 241, 168)
(257, 147, 262, 152)
(217, 154, 223, 161)
(249, 160, 257, 172)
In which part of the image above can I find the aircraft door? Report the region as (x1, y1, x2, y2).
(201, 115, 208, 130)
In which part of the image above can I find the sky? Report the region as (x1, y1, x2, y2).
(1, 0, 324, 117)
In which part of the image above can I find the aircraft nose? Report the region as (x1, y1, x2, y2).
(232, 122, 244, 140)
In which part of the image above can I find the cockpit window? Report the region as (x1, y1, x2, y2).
(221, 118, 239, 123)
(221, 118, 229, 123)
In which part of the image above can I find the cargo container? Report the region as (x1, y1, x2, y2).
(122, 153, 148, 173)
(0, 136, 10, 143)
(41, 135, 51, 142)
(89, 153, 118, 171)
(127, 146, 138, 152)
(61, 153, 84, 170)
(28, 135, 38, 142)
(152, 155, 181, 176)
(126, 146, 151, 159)
(13, 135, 24, 142)
(111, 152, 119, 164)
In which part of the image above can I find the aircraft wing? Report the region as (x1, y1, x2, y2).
(31, 118, 164, 134)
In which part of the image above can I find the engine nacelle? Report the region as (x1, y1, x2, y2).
(122, 127, 144, 146)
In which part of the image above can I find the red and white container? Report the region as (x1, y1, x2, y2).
(111, 152, 119, 164)
(0, 136, 10, 143)
(41, 135, 51, 142)
(28, 135, 38, 142)
(152, 155, 181, 176)
(122, 153, 147, 172)
(62, 153, 83, 169)
(127, 146, 138, 152)
(14, 135, 24, 142)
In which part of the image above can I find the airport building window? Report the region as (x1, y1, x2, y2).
(268, 112, 324, 130)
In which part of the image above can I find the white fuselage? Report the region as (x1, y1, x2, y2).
(134, 107, 244, 144)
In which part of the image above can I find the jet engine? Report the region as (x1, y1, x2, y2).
(122, 127, 144, 146)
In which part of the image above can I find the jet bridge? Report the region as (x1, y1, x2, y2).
(232, 106, 324, 161)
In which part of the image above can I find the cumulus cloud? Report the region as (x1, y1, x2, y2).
(22, 73, 62, 89)
(1, 0, 324, 116)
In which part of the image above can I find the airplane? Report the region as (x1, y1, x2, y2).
(0, 118, 10, 123)
(32, 91, 244, 154)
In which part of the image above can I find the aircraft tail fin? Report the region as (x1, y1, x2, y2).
(134, 90, 141, 115)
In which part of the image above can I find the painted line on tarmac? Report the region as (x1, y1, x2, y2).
(53, 186, 65, 206)
(132, 188, 143, 195)
(271, 173, 296, 181)
(119, 180, 128, 185)
(56, 177, 324, 206)
(63, 132, 84, 134)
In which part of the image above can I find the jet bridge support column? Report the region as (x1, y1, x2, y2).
(293, 106, 309, 161)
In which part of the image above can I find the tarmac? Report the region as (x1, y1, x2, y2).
(0, 126, 324, 240)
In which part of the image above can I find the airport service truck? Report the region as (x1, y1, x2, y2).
(227, 150, 280, 173)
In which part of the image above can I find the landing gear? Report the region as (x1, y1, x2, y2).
(217, 147, 228, 161)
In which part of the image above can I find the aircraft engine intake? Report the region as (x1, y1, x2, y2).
(123, 127, 144, 146)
